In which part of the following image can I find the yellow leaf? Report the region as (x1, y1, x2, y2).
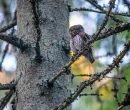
(70, 51, 95, 80)
(98, 80, 113, 100)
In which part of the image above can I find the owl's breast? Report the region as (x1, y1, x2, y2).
(70, 35, 83, 52)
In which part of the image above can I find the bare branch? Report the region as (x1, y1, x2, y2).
(0, 20, 17, 33)
(85, 0, 123, 23)
(0, 43, 9, 71)
(97, 23, 130, 41)
(0, 34, 29, 51)
(0, 83, 16, 90)
(0, 73, 22, 109)
(93, 0, 115, 38)
(95, 52, 113, 59)
(71, 8, 130, 17)
(79, 93, 103, 97)
(85, 0, 104, 11)
(73, 74, 126, 81)
(53, 40, 130, 110)
(0, 90, 14, 110)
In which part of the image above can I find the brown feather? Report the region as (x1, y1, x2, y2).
(69, 25, 95, 63)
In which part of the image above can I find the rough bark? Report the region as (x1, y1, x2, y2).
(16, 0, 70, 110)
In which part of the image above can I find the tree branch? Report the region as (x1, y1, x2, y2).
(85, 0, 104, 11)
(0, 74, 22, 109)
(79, 93, 103, 97)
(93, 0, 115, 38)
(0, 83, 16, 90)
(0, 20, 17, 33)
(0, 34, 29, 51)
(0, 43, 9, 71)
(97, 23, 130, 41)
(0, 90, 14, 110)
(73, 74, 126, 81)
(53, 40, 130, 110)
(70, 8, 130, 17)
(85, 0, 123, 23)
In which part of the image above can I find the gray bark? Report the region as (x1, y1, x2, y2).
(16, 0, 70, 110)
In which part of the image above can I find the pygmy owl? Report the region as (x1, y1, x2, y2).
(69, 25, 94, 63)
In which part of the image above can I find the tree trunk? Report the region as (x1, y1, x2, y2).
(16, 0, 70, 110)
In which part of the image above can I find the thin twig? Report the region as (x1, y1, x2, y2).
(85, 0, 104, 11)
(79, 93, 103, 97)
(97, 23, 130, 40)
(0, 20, 17, 33)
(0, 73, 22, 109)
(0, 83, 16, 90)
(93, 0, 115, 38)
(0, 90, 14, 110)
(0, 34, 29, 51)
(0, 43, 9, 71)
(70, 8, 130, 17)
(73, 74, 126, 81)
(85, 0, 123, 23)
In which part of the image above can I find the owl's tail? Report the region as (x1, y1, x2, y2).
(83, 49, 95, 63)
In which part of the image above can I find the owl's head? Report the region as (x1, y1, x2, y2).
(69, 25, 84, 38)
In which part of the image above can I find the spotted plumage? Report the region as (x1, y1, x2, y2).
(69, 25, 94, 63)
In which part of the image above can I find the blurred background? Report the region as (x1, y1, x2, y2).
(0, 0, 16, 110)
(0, 0, 16, 84)
(0, 0, 130, 110)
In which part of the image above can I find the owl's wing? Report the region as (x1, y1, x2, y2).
(83, 33, 94, 63)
